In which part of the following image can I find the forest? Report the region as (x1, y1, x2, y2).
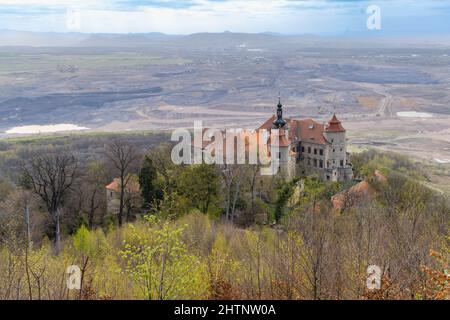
(0, 133, 448, 300)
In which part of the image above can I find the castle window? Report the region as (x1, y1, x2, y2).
(319, 149, 323, 156)
(314, 159, 317, 167)
(307, 158, 311, 165)
(314, 148, 317, 155)
(340, 148, 343, 152)
(278, 152, 281, 159)
(326, 175, 330, 180)
(327, 161, 330, 168)
(319, 160, 323, 168)
(333, 148, 335, 152)
(301, 146, 305, 153)
(340, 160, 344, 166)
(308, 147, 311, 153)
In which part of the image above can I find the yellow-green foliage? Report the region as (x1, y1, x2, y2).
(0, 209, 447, 300)
(120, 215, 208, 300)
(351, 150, 428, 181)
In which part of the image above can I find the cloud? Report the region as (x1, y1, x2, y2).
(1, 0, 450, 35)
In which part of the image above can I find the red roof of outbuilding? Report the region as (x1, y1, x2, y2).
(106, 177, 140, 193)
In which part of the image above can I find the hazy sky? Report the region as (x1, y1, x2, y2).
(0, 0, 450, 35)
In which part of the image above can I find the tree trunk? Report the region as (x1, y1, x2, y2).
(25, 246, 33, 300)
(25, 202, 31, 250)
(118, 190, 124, 227)
(231, 180, 241, 222)
(118, 174, 125, 227)
(126, 199, 132, 222)
(55, 209, 61, 254)
(250, 183, 255, 224)
(88, 189, 97, 229)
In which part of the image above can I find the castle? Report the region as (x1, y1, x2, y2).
(260, 99, 353, 182)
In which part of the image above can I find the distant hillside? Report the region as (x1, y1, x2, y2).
(78, 33, 181, 47)
(0, 30, 89, 47)
(2, 30, 450, 48)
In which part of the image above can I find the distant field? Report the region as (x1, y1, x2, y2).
(0, 35, 449, 174)
(356, 95, 380, 110)
(0, 52, 191, 73)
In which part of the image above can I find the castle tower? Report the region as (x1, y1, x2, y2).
(270, 97, 291, 178)
(323, 114, 352, 180)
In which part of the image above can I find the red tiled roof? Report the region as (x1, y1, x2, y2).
(203, 129, 272, 160)
(105, 179, 119, 191)
(269, 129, 291, 147)
(297, 119, 327, 145)
(331, 180, 375, 211)
(106, 177, 140, 193)
(258, 117, 328, 145)
(326, 114, 345, 132)
(203, 111, 347, 160)
(258, 115, 292, 131)
(288, 119, 298, 141)
(258, 115, 276, 130)
(331, 171, 387, 211)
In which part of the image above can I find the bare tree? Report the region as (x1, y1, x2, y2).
(22, 153, 78, 254)
(77, 161, 107, 229)
(21, 188, 33, 250)
(242, 164, 260, 226)
(106, 140, 139, 227)
(221, 164, 236, 221)
(147, 144, 175, 192)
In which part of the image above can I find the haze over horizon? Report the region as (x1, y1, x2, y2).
(1, 0, 450, 36)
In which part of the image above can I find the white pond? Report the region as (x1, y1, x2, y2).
(5, 124, 89, 134)
(396, 111, 434, 118)
(434, 158, 450, 164)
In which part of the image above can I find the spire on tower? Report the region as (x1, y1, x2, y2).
(273, 94, 286, 128)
